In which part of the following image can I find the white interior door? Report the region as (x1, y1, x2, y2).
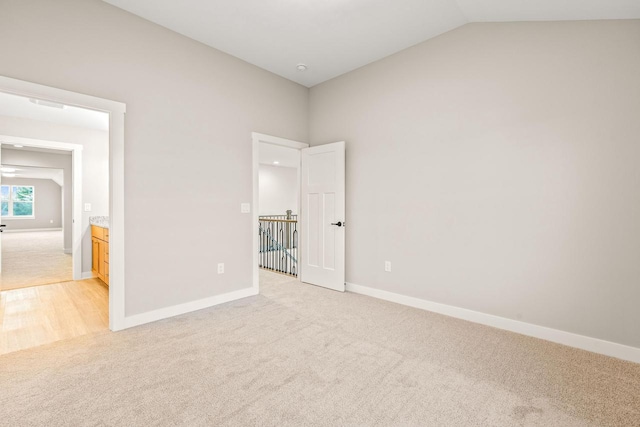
(300, 141, 345, 292)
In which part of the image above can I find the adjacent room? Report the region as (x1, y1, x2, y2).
(1, 155, 70, 290)
(0, 91, 111, 354)
(0, 0, 639, 425)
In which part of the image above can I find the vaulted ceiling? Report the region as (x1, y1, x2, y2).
(102, 0, 640, 87)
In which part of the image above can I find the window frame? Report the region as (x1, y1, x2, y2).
(1, 184, 36, 219)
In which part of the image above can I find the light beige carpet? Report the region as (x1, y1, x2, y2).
(0, 270, 638, 426)
(0, 230, 72, 291)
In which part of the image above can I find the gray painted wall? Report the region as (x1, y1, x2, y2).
(0, 0, 308, 316)
(1, 177, 62, 230)
(259, 165, 298, 216)
(310, 21, 640, 349)
(4, 0, 633, 352)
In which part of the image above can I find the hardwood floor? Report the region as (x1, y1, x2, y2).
(0, 279, 108, 355)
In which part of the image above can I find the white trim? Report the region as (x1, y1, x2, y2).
(123, 287, 258, 329)
(64, 248, 71, 254)
(0, 76, 126, 115)
(346, 282, 640, 364)
(2, 227, 62, 233)
(251, 132, 308, 292)
(253, 133, 308, 150)
(107, 98, 126, 331)
(72, 147, 83, 281)
(0, 75, 126, 332)
(2, 217, 36, 220)
(0, 134, 85, 151)
(81, 271, 95, 280)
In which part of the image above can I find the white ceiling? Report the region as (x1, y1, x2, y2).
(0, 91, 109, 131)
(1, 164, 64, 187)
(259, 143, 300, 169)
(102, 0, 640, 87)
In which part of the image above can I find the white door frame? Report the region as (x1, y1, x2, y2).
(0, 75, 127, 331)
(0, 134, 83, 281)
(251, 132, 308, 291)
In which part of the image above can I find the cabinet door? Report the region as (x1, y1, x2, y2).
(92, 238, 100, 275)
(98, 240, 105, 279)
(103, 242, 109, 286)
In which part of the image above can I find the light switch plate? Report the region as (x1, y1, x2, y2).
(84, 203, 92, 212)
(241, 203, 250, 213)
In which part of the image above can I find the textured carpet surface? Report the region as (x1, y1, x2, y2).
(0, 270, 638, 426)
(1, 230, 72, 291)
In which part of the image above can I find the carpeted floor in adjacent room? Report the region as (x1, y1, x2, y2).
(0, 230, 72, 291)
(0, 269, 638, 426)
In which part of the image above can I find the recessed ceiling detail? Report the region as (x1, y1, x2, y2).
(102, 0, 640, 87)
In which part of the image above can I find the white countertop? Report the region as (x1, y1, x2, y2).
(89, 216, 109, 229)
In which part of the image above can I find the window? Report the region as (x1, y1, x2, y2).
(1, 185, 35, 218)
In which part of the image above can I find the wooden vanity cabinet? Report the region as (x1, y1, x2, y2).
(91, 225, 109, 286)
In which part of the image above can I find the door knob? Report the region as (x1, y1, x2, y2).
(331, 221, 343, 227)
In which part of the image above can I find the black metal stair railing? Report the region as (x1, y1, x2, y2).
(258, 215, 298, 277)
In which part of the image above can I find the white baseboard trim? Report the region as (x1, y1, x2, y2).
(122, 286, 259, 330)
(64, 248, 72, 254)
(346, 282, 640, 364)
(81, 272, 95, 280)
(3, 227, 62, 233)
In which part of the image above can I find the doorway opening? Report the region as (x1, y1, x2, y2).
(252, 133, 346, 293)
(0, 135, 87, 286)
(0, 75, 126, 355)
(1, 160, 70, 288)
(252, 133, 307, 291)
(258, 141, 301, 277)
(0, 93, 109, 354)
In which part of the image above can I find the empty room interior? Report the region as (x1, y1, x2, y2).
(1, 0, 639, 425)
(0, 90, 110, 354)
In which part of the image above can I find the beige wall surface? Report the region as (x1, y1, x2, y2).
(310, 21, 640, 348)
(0, 0, 308, 316)
(1, 177, 62, 230)
(259, 165, 298, 216)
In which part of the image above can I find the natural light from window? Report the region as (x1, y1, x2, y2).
(1, 185, 35, 218)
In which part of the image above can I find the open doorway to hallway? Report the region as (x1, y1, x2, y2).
(0, 90, 110, 355)
(258, 141, 300, 279)
(253, 133, 347, 293)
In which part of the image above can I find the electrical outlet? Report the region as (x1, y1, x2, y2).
(217, 263, 225, 274)
(50, 219, 54, 224)
(240, 203, 250, 213)
(384, 261, 391, 272)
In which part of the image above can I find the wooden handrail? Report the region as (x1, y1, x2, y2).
(259, 218, 297, 223)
